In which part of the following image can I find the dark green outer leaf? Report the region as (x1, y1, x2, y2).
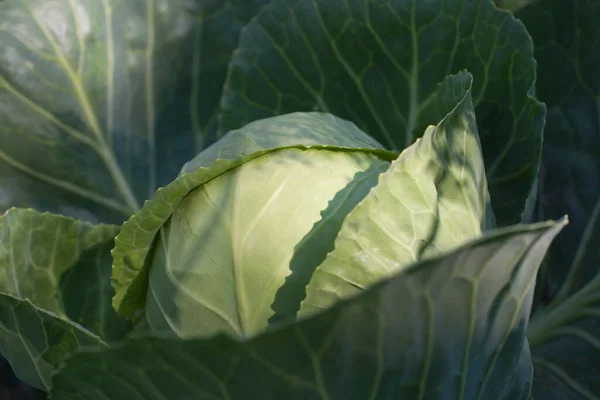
(218, 0, 545, 226)
(0, 208, 127, 390)
(111, 112, 397, 320)
(527, 273, 600, 400)
(518, 0, 600, 300)
(0, 0, 269, 224)
(492, 0, 536, 12)
(0, 295, 106, 391)
(516, 0, 600, 398)
(53, 219, 566, 400)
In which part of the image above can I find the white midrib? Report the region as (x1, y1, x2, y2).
(24, 2, 141, 214)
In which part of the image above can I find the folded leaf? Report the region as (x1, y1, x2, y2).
(146, 148, 389, 338)
(269, 160, 388, 325)
(111, 112, 397, 321)
(51, 219, 566, 400)
(299, 72, 493, 317)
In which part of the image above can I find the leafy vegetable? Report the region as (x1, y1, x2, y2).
(144, 125, 391, 338)
(111, 112, 397, 322)
(299, 72, 493, 318)
(113, 72, 491, 340)
(0, 0, 595, 399)
(51, 218, 566, 400)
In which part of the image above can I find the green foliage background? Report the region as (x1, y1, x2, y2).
(0, 0, 597, 399)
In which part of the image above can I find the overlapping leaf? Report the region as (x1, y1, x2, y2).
(111, 112, 397, 320)
(145, 148, 389, 338)
(0, 0, 270, 224)
(0, 295, 106, 391)
(516, 0, 600, 398)
(218, 0, 545, 225)
(0, 208, 128, 389)
(269, 159, 388, 325)
(51, 219, 565, 400)
(299, 72, 493, 317)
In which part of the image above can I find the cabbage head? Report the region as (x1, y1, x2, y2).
(111, 73, 493, 340)
(112, 112, 396, 338)
(146, 146, 391, 337)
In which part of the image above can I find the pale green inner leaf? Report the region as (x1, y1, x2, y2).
(300, 74, 490, 317)
(146, 148, 386, 338)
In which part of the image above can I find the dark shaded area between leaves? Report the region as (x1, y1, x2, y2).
(0, 357, 46, 400)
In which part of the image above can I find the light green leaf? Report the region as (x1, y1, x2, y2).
(51, 219, 566, 400)
(0, 0, 270, 223)
(299, 72, 492, 317)
(112, 112, 397, 320)
(146, 148, 389, 338)
(0, 208, 126, 389)
(218, 0, 545, 226)
(269, 159, 388, 325)
(516, 0, 600, 398)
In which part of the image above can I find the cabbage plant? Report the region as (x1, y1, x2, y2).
(0, 0, 597, 399)
(112, 73, 493, 339)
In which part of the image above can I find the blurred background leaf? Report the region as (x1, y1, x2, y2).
(0, 208, 127, 390)
(517, 0, 600, 398)
(0, 0, 270, 224)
